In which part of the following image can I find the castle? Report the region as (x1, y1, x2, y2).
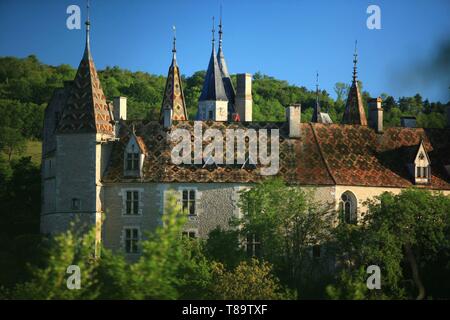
(41, 13, 450, 257)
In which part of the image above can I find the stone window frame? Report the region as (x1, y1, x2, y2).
(121, 226, 141, 254)
(156, 185, 203, 225)
(339, 191, 358, 225)
(179, 188, 198, 217)
(177, 186, 202, 219)
(182, 229, 198, 239)
(413, 143, 431, 185)
(245, 233, 261, 258)
(120, 188, 144, 217)
(123, 136, 144, 177)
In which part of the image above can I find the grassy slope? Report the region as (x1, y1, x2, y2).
(1, 140, 42, 165)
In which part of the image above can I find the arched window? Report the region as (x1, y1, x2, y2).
(339, 191, 357, 224)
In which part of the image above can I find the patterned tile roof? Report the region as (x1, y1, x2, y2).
(57, 31, 114, 135)
(159, 49, 188, 121)
(102, 121, 450, 190)
(342, 81, 367, 126)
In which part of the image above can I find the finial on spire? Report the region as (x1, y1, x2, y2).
(352, 40, 358, 83)
(316, 71, 320, 109)
(212, 16, 215, 46)
(219, 5, 223, 47)
(171, 25, 177, 64)
(172, 25, 177, 53)
(316, 71, 319, 93)
(84, 0, 91, 55)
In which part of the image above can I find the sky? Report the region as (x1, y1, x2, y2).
(0, 0, 449, 102)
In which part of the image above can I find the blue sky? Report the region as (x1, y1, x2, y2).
(0, 0, 449, 102)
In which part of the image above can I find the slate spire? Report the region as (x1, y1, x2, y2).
(217, 10, 236, 116)
(58, 0, 114, 134)
(199, 17, 228, 102)
(342, 41, 368, 126)
(160, 26, 188, 122)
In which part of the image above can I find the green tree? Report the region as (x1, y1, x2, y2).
(238, 178, 333, 296)
(204, 227, 246, 269)
(330, 189, 450, 299)
(0, 127, 27, 161)
(4, 225, 99, 299)
(208, 259, 295, 300)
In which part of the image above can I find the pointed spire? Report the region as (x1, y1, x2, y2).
(199, 17, 228, 102)
(84, 0, 91, 59)
(311, 71, 322, 123)
(57, 0, 114, 135)
(352, 40, 358, 83)
(216, 7, 236, 117)
(160, 26, 188, 122)
(342, 40, 368, 126)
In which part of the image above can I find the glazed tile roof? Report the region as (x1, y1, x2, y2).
(57, 31, 114, 135)
(103, 121, 450, 190)
(342, 81, 368, 126)
(159, 49, 188, 122)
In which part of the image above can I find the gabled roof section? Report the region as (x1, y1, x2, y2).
(57, 18, 113, 135)
(159, 34, 188, 122)
(199, 22, 228, 102)
(342, 43, 368, 126)
(412, 140, 431, 165)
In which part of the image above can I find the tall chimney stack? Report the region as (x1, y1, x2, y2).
(286, 104, 301, 138)
(368, 97, 383, 133)
(113, 96, 127, 121)
(235, 73, 252, 122)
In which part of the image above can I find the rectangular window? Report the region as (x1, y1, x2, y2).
(71, 198, 81, 210)
(417, 166, 429, 179)
(125, 191, 139, 215)
(124, 228, 139, 253)
(246, 234, 261, 258)
(182, 231, 197, 239)
(182, 189, 196, 216)
(312, 245, 321, 259)
(126, 152, 140, 170)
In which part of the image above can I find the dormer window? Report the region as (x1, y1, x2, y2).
(412, 142, 431, 185)
(126, 152, 139, 171)
(124, 134, 147, 177)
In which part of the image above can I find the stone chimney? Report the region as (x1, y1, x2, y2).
(113, 97, 127, 121)
(368, 97, 383, 133)
(286, 104, 301, 138)
(401, 116, 417, 128)
(235, 73, 252, 122)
